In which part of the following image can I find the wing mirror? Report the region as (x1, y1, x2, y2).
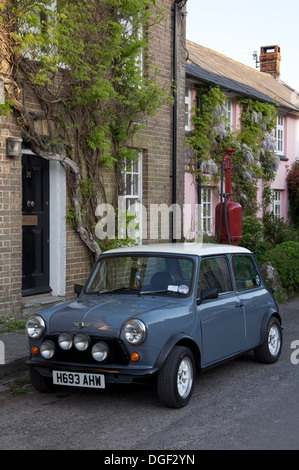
(196, 288, 219, 305)
(74, 284, 83, 296)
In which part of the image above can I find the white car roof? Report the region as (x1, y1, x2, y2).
(103, 243, 251, 257)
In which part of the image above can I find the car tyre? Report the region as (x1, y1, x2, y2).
(254, 317, 282, 364)
(29, 367, 57, 393)
(157, 346, 195, 408)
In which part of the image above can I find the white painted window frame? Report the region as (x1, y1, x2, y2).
(275, 115, 284, 155)
(201, 187, 213, 235)
(273, 189, 282, 218)
(224, 98, 233, 128)
(122, 150, 142, 242)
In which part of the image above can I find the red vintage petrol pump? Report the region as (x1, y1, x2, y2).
(215, 149, 242, 245)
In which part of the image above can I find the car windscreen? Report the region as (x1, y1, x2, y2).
(85, 255, 194, 296)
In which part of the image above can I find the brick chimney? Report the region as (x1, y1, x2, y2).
(259, 45, 281, 78)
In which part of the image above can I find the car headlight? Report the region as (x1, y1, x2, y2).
(74, 333, 89, 351)
(40, 340, 55, 359)
(26, 315, 45, 339)
(92, 342, 109, 362)
(124, 319, 146, 345)
(58, 332, 73, 350)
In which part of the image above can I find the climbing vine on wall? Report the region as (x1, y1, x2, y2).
(186, 86, 234, 186)
(186, 86, 278, 216)
(287, 161, 299, 227)
(0, 0, 170, 260)
(235, 98, 278, 215)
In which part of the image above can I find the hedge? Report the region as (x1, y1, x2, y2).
(262, 241, 299, 293)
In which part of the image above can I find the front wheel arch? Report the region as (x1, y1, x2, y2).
(154, 333, 201, 371)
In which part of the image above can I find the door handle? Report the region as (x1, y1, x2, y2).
(27, 200, 35, 207)
(235, 302, 244, 308)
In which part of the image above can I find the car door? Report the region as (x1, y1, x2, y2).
(197, 256, 246, 366)
(232, 254, 271, 349)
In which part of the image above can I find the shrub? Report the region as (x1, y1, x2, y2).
(239, 216, 269, 261)
(261, 241, 299, 293)
(263, 212, 299, 246)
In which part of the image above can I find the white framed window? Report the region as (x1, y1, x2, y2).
(39, 0, 57, 23)
(20, 1, 58, 59)
(273, 190, 282, 218)
(275, 115, 284, 155)
(122, 150, 142, 241)
(124, 153, 142, 210)
(185, 87, 192, 132)
(119, 15, 143, 77)
(201, 188, 213, 234)
(223, 98, 233, 128)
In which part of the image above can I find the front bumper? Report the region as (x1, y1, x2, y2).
(26, 357, 158, 384)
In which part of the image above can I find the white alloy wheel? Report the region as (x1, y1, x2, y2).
(177, 357, 193, 399)
(268, 323, 281, 357)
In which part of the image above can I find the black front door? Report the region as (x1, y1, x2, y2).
(22, 154, 51, 296)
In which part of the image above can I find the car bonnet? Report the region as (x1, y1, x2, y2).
(47, 295, 179, 337)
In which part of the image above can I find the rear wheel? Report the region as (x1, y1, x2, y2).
(254, 317, 282, 364)
(157, 346, 195, 408)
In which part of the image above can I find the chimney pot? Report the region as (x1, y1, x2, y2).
(259, 45, 281, 78)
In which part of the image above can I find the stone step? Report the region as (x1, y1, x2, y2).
(22, 295, 65, 318)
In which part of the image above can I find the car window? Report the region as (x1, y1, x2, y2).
(198, 256, 232, 297)
(85, 255, 194, 296)
(232, 255, 261, 291)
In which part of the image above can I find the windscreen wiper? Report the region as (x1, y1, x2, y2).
(140, 289, 183, 295)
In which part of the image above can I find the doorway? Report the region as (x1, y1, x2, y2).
(22, 153, 51, 296)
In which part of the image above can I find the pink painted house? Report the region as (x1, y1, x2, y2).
(184, 42, 299, 239)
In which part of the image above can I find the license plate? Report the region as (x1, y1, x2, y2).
(53, 371, 105, 389)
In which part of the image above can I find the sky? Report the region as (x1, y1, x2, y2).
(185, 0, 299, 92)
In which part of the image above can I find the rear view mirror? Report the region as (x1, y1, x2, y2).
(197, 288, 219, 305)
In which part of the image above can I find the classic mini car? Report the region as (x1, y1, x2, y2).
(26, 243, 283, 408)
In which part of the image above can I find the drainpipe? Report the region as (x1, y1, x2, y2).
(196, 93, 202, 207)
(172, 0, 187, 242)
